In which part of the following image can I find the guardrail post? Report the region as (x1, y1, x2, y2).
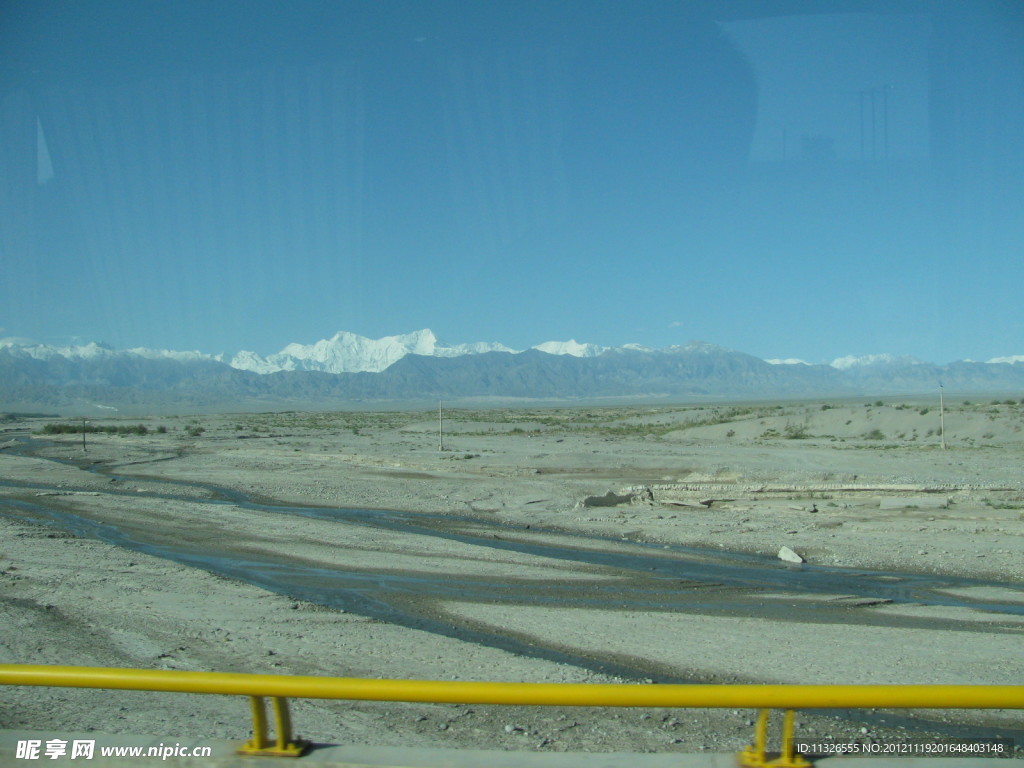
(737, 709, 810, 768)
(237, 695, 308, 757)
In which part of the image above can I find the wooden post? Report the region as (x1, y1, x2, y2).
(939, 384, 946, 450)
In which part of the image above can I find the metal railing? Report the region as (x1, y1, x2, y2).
(2, 664, 1021, 765)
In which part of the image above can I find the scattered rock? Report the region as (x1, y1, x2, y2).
(778, 546, 804, 564)
(634, 487, 655, 503)
(662, 499, 713, 509)
(583, 491, 637, 508)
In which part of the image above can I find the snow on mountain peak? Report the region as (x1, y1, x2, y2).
(242, 330, 432, 374)
(231, 329, 515, 374)
(433, 339, 519, 357)
(533, 340, 608, 357)
(126, 347, 217, 363)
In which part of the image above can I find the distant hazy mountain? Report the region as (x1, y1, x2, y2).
(830, 353, 926, 370)
(0, 340, 217, 365)
(1, 333, 1022, 413)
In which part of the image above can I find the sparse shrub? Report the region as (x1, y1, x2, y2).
(918, 407, 929, 415)
(863, 428, 885, 440)
(783, 422, 809, 439)
(156, 425, 167, 434)
(39, 423, 79, 434)
(186, 424, 205, 437)
(726, 429, 736, 438)
(874, 400, 884, 407)
(38, 422, 148, 436)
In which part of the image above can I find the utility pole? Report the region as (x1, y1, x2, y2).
(939, 383, 946, 450)
(859, 90, 865, 161)
(438, 400, 443, 452)
(882, 84, 890, 162)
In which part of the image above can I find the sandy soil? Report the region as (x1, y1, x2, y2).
(1, 398, 1022, 754)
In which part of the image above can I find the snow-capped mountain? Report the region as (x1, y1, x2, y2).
(6, 333, 1023, 376)
(532, 340, 608, 357)
(5, 333, 1022, 375)
(230, 329, 518, 374)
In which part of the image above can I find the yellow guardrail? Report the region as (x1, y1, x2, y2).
(1, 665, 1021, 765)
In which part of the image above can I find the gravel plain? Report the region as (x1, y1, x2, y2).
(1, 398, 1022, 755)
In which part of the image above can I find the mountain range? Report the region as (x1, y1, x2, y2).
(1, 330, 1022, 414)
(227, 330, 519, 374)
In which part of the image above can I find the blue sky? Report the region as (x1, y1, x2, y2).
(2, 1, 1022, 364)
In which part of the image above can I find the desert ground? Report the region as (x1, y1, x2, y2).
(1, 396, 1023, 756)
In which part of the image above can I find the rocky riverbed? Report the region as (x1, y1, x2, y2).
(1, 400, 1022, 753)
